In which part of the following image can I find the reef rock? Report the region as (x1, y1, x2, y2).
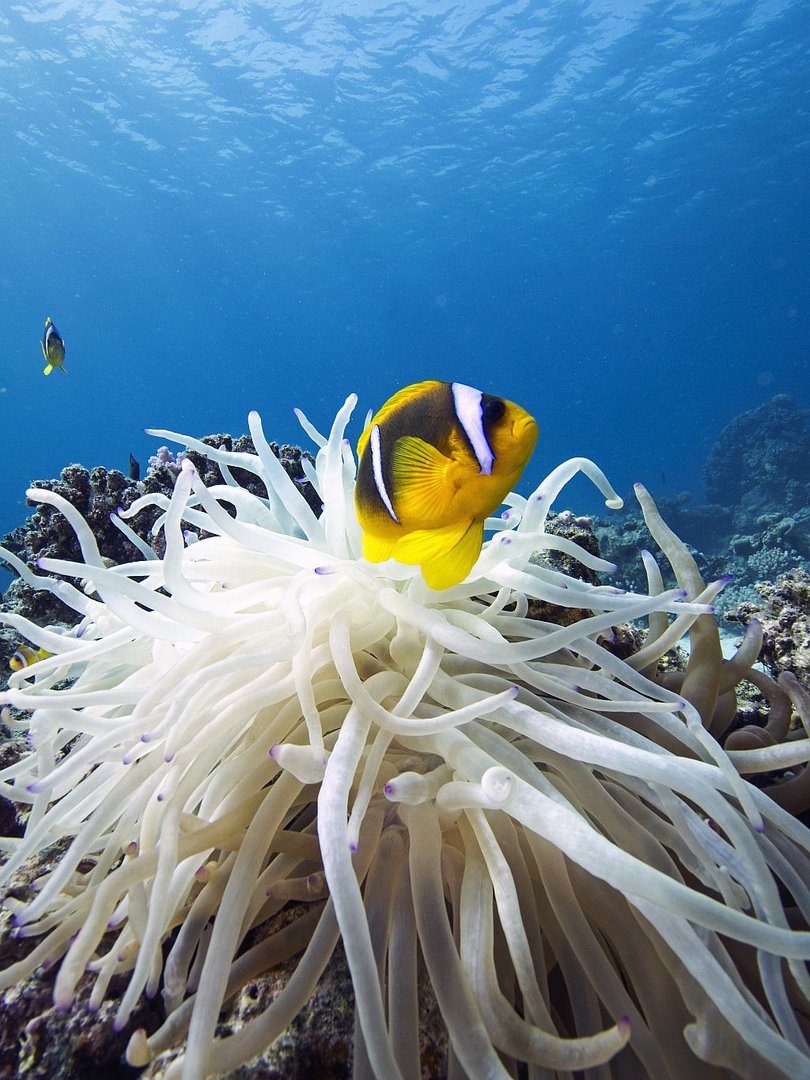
(704, 394, 810, 523)
(727, 567, 810, 690)
(1, 438, 318, 632)
(594, 395, 810, 609)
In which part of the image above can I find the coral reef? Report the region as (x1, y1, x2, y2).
(704, 394, 810, 521)
(727, 568, 810, 688)
(0, 437, 319, 640)
(1, 464, 153, 631)
(594, 395, 810, 612)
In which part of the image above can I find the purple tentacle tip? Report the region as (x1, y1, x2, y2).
(141, 733, 152, 743)
(26, 783, 40, 795)
(706, 605, 716, 615)
(269, 745, 279, 759)
(122, 754, 133, 766)
(156, 793, 164, 802)
(164, 753, 174, 763)
(112, 1017, 126, 1033)
(314, 566, 333, 575)
(383, 781, 394, 797)
(719, 574, 734, 586)
(508, 686, 519, 698)
(349, 841, 358, 853)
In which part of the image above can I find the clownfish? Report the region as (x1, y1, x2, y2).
(41, 316, 66, 376)
(9, 645, 51, 672)
(355, 380, 538, 590)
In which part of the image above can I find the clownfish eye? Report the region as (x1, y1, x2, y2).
(483, 398, 506, 423)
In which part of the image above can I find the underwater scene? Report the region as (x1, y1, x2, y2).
(1, 2, 809, 1078)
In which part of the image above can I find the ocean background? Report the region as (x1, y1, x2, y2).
(1, 0, 807, 585)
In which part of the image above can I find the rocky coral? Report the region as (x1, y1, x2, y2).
(727, 568, 810, 689)
(1, 464, 154, 629)
(0, 843, 163, 1080)
(0, 437, 319, 634)
(594, 395, 810, 611)
(704, 394, 810, 522)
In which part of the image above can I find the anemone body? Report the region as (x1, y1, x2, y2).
(1, 395, 809, 1079)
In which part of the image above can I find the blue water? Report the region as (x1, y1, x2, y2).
(1, 1, 808, 552)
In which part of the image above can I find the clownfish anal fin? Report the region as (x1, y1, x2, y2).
(361, 531, 396, 565)
(421, 519, 484, 590)
(392, 518, 484, 590)
(391, 436, 458, 524)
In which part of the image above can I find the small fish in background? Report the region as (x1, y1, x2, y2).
(129, 453, 141, 481)
(41, 316, 66, 375)
(9, 645, 51, 672)
(355, 379, 538, 590)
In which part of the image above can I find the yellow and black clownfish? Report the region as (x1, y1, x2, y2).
(41, 316, 66, 376)
(354, 380, 538, 590)
(9, 645, 51, 672)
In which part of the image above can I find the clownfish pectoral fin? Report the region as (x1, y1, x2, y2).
(43, 363, 53, 376)
(390, 436, 457, 525)
(393, 518, 484, 590)
(361, 531, 397, 566)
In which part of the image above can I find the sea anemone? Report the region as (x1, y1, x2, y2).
(1, 393, 809, 1078)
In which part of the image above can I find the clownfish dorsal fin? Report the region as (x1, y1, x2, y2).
(390, 435, 457, 525)
(357, 380, 443, 459)
(393, 518, 484, 590)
